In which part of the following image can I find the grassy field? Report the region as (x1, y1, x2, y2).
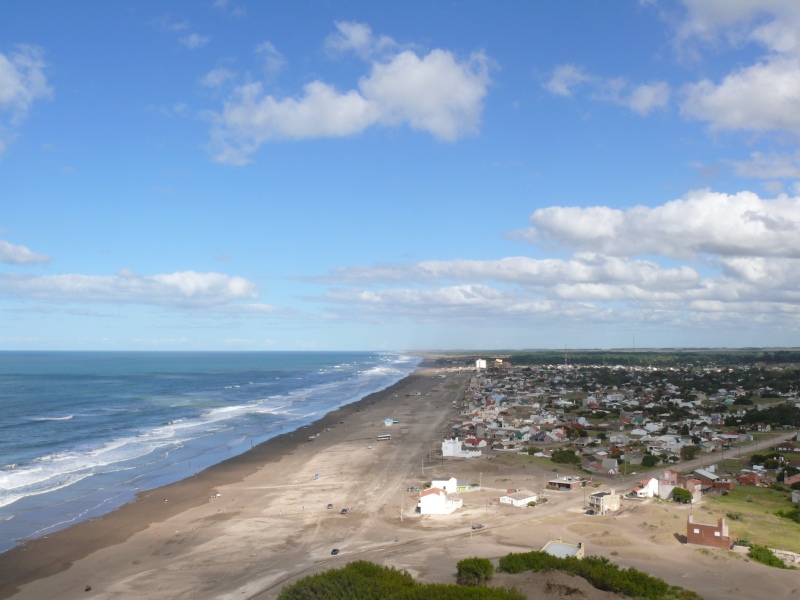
(702, 487, 800, 553)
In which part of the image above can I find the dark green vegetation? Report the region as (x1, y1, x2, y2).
(551, 449, 581, 464)
(747, 544, 795, 569)
(456, 557, 495, 586)
(498, 552, 701, 600)
(276, 561, 524, 599)
(435, 349, 800, 368)
(672, 488, 693, 504)
(776, 506, 800, 525)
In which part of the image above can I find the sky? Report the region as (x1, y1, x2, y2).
(2, 0, 800, 352)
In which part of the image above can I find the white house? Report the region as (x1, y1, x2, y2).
(417, 487, 462, 515)
(442, 437, 482, 458)
(499, 489, 538, 507)
(631, 477, 659, 498)
(430, 477, 460, 494)
(476, 359, 487, 369)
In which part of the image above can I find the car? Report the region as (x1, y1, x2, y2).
(331, 548, 339, 555)
(327, 503, 333, 509)
(340, 508, 348, 514)
(471, 524, 484, 530)
(586, 509, 596, 515)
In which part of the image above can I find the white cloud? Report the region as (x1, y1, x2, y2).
(682, 56, 800, 133)
(255, 41, 285, 75)
(208, 24, 491, 164)
(180, 33, 210, 49)
(0, 270, 258, 308)
(522, 189, 800, 259)
(731, 151, 800, 178)
(0, 45, 51, 152)
(0, 240, 51, 265)
(544, 64, 591, 96)
(324, 21, 396, 59)
(544, 64, 670, 115)
(201, 67, 235, 88)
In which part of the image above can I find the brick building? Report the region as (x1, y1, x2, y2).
(686, 515, 732, 549)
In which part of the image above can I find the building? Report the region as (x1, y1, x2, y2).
(686, 515, 732, 549)
(476, 359, 487, 370)
(631, 477, 659, 498)
(442, 437, 482, 459)
(417, 487, 462, 515)
(499, 489, 538, 508)
(589, 489, 620, 515)
(541, 539, 584, 559)
(547, 475, 585, 491)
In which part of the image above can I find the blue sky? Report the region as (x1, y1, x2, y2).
(2, 0, 800, 351)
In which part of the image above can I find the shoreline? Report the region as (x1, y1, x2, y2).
(0, 366, 432, 599)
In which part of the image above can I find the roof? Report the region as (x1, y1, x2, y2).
(420, 487, 446, 498)
(541, 541, 582, 559)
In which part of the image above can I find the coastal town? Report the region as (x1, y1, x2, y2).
(407, 355, 800, 570)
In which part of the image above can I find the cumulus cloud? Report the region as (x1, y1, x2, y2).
(324, 21, 396, 59)
(521, 189, 800, 259)
(544, 64, 670, 115)
(0, 240, 51, 265)
(0, 269, 258, 308)
(201, 67, 235, 88)
(208, 23, 491, 164)
(682, 56, 800, 132)
(255, 41, 285, 75)
(673, 1, 800, 134)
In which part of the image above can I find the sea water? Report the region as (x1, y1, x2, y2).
(0, 351, 419, 553)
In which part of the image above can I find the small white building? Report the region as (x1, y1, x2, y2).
(631, 477, 659, 498)
(499, 489, 538, 508)
(431, 477, 458, 494)
(589, 489, 620, 515)
(417, 487, 462, 515)
(442, 437, 482, 458)
(476, 359, 487, 369)
(384, 418, 393, 427)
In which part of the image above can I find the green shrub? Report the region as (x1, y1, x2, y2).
(672, 488, 693, 504)
(498, 551, 699, 600)
(552, 449, 581, 464)
(277, 560, 524, 599)
(456, 557, 495, 586)
(748, 544, 793, 569)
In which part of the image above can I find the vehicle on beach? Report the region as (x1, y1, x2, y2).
(340, 508, 349, 514)
(331, 548, 339, 555)
(327, 504, 333, 509)
(471, 524, 484, 530)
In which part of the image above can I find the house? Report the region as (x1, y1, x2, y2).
(631, 477, 659, 498)
(430, 477, 458, 494)
(463, 437, 487, 448)
(658, 468, 679, 499)
(417, 487, 462, 515)
(589, 489, 620, 514)
(442, 437, 482, 458)
(776, 441, 800, 453)
(547, 475, 585, 491)
(499, 489, 538, 508)
(541, 539, 584, 559)
(686, 515, 732, 549)
(738, 471, 764, 486)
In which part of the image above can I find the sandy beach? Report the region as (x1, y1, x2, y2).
(3, 366, 800, 600)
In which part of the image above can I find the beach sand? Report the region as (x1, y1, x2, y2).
(3, 367, 800, 600)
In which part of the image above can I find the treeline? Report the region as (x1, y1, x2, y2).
(503, 350, 800, 367)
(728, 403, 800, 427)
(497, 552, 701, 600)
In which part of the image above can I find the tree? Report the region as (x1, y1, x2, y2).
(642, 455, 660, 468)
(672, 487, 693, 503)
(680, 445, 701, 461)
(551, 449, 581, 464)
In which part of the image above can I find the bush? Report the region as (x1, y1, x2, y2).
(497, 552, 699, 600)
(748, 544, 793, 569)
(278, 560, 525, 599)
(552, 449, 581, 464)
(457, 557, 495, 586)
(642, 455, 661, 468)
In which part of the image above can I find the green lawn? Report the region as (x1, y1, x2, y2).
(703, 487, 800, 553)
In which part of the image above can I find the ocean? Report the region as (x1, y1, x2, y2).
(0, 351, 419, 554)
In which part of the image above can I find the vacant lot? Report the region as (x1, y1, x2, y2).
(702, 487, 800, 552)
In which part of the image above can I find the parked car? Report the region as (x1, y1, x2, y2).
(331, 548, 339, 555)
(327, 503, 333, 509)
(340, 508, 348, 514)
(471, 524, 484, 530)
